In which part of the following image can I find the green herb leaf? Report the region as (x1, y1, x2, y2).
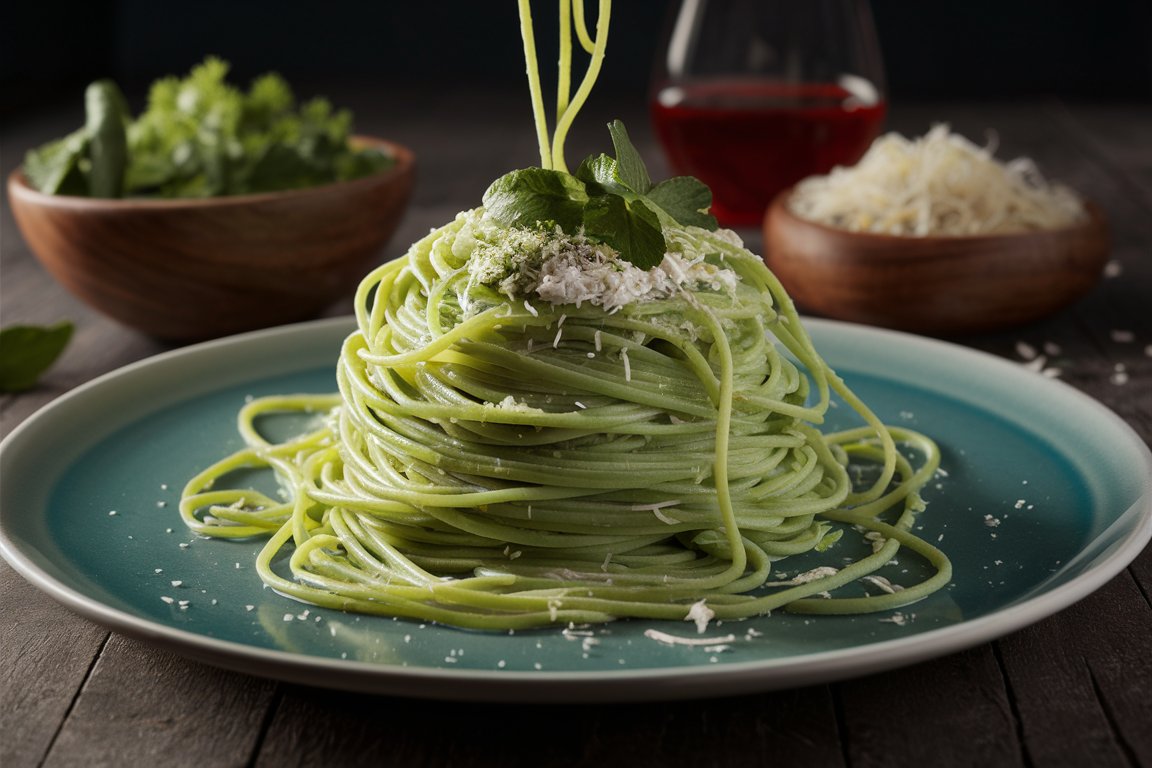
(647, 176, 719, 231)
(482, 168, 589, 232)
(0, 322, 74, 392)
(582, 194, 666, 270)
(606, 120, 651, 194)
(23, 129, 89, 195)
(580, 121, 717, 234)
(575, 153, 629, 196)
(480, 119, 715, 271)
(26, 57, 391, 200)
(84, 79, 131, 198)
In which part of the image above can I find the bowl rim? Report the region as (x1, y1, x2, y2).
(766, 186, 1106, 245)
(7, 134, 414, 210)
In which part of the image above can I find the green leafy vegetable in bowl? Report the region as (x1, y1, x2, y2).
(23, 57, 394, 199)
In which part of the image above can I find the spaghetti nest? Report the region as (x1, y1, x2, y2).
(181, 211, 950, 630)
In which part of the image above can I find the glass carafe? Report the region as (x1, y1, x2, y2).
(650, 0, 887, 227)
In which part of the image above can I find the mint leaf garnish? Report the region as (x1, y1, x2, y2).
(575, 153, 628, 196)
(483, 168, 589, 232)
(606, 120, 651, 195)
(647, 176, 719, 231)
(579, 121, 718, 236)
(0, 322, 74, 392)
(483, 121, 716, 270)
(582, 195, 666, 270)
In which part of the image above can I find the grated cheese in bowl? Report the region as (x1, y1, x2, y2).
(787, 124, 1086, 236)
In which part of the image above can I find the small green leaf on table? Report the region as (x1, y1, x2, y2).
(0, 322, 75, 392)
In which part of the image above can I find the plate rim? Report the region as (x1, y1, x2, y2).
(2, 316, 1150, 702)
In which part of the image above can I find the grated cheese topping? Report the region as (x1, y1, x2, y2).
(788, 124, 1086, 236)
(462, 209, 740, 313)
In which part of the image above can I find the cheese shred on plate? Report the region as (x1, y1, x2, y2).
(788, 124, 1086, 236)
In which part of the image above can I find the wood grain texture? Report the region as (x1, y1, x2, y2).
(838, 648, 1025, 768)
(41, 635, 276, 768)
(763, 191, 1111, 334)
(254, 684, 846, 768)
(1, 90, 1149, 767)
(997, 567, 1152, 768)
(7, 137, 414, 341)
(0, 561, 109, 768)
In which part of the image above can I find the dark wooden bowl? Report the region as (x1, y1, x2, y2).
(8, 136, 415, 341)
(763, 189, 1111, 334)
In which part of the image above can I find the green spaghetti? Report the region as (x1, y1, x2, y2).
(180, 0, 950, 631)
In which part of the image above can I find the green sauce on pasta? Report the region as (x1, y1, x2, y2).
(179, 0, 950, 631)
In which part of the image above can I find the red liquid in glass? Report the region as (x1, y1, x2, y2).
(650, 81, 886, 227)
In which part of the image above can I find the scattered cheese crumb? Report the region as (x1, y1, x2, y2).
(864, 531, 887, 553)
(685, 600, 715, 634)
(644, 628, 737, 647)
(764, 566, 839, 587)
(1015, 341, 1038, 360)
(483, 395, 544, 415)
(1111, 329, 1135, 343)
(880, 612, 911, 626)
(861, 575, 904, 594)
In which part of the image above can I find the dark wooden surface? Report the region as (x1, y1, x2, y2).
(2, 86, 1150, 767)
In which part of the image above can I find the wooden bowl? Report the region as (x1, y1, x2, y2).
(8, 137, 414, 341)
(763, 189, 1111, 334)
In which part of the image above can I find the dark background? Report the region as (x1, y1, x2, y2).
(3, 0, 1151, 119)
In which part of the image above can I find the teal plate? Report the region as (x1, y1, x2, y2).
(2, 317, 1150, 702)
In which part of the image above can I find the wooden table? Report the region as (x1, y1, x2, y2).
(3, 87, 1150, 767)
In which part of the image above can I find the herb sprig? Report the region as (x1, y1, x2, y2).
(484, 0, 717, 270)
